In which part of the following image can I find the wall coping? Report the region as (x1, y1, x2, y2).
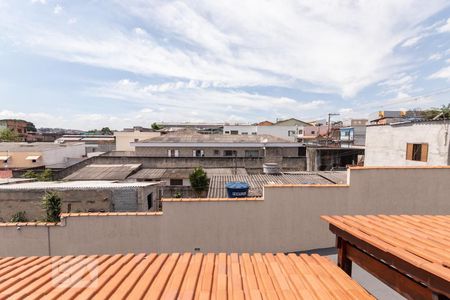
(349, 166, 450, 170)
(60, 212, 163, 217)
(162, 197, 262, 202)
(265, 184, 349, 188)
(0, 222, 59, 227)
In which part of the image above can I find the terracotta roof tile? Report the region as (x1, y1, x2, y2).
(0, 253, 374, 299)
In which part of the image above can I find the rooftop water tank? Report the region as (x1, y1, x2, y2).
(225, 182, 250, 198)
(263, 163, 281, 175)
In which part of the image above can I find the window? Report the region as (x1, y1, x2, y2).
(241, 132, 248, 135)
(251, 132, 257, 135)
(230, 130, 239, 135)
(245, 150, 259, 157)
(406, 143, 428, 162)
(224, 150, 237, 157)
(168, 149, 179, 157)
(134, 138, 139, 142)
(299, 130, 303, 134)
(311, 130, 315, 134)
(224, 131, 230, 134)
(147, 193, 153, 210)
(288, 130, 296, 136)
(193, 149, 204, 157)
(298, 147, 306, 157)
(213, 150, 220, 155)
(170, 179, 183, 186)
(32, 159, 37, 163)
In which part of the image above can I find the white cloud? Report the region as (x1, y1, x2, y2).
(429, 53, 443, 61)
(31, 0, 47, 4)
(437, 18, 450, 32)
(53, 5, 63, 15)
(1, 0, 448, 98)
(429, 66, 450, 80)
(401, 35, 423, 47)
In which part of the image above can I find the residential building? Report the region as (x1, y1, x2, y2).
(339, 119, 368, 148)
(273, 118, 312, 126)
(364, 120, 450, 166)
(132, 129, 304, 158)
(114, 127, 160, 151)
(0, 180, 161, 221)
(0, 119, 29, 135)
(0, 142, 85, 169)
(223, 124, 302, 141)
(56, 134, 116, 155)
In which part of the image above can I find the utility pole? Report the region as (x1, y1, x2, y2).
(326, 113, 340, 146)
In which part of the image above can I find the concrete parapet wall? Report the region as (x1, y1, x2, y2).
(1, 167, 450, 256)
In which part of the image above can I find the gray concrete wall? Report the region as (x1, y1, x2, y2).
(135, 146, 299, 158)
(0, 185, 160, 221)
(2, 167, 449, 256)
(80, 155, 307, 171)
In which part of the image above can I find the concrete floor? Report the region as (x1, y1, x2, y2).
(297, 248, 404, 299)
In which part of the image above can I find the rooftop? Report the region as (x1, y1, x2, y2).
(0, 252, 374, 299)
(64, 164, 142, 180)
(207, 172, 345, 198)
(137, 129, 295, 145)
(0, 142, 84, 152)
(0, 180, 159, 190)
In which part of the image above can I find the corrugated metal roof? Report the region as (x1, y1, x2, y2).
(204, 168, 248, 177)
(128, 168, 167, 180)
(0, 180, 159, 190)
(0, 252, 374, 299)
(64, 164, 142, 181)
(207, 173, 335, 198)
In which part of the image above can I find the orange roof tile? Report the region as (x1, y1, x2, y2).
(0, 253, 374, 299)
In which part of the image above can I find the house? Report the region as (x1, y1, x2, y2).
(0, 142, 85, 170)
(132, 129, 303, 158)
(0, 119, 35, 141)
(56, 134, 116, 155)
(364, 120, 450, 166)
(114, 127, 160, 151)
(274, 118, 312, 126)
(339, 119, 368, 148)
(0, 180, 162, 221)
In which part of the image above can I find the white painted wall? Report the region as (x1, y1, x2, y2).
(365, 122, 450, 166)
(115, 131, 161, 151)
(223, 125, 301, 141)
(41, 143, 86, 166)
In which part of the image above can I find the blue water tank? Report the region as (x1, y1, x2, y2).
(225, 182, 250, 198)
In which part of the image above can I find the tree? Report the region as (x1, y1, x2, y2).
(22, 169, 53, 181)
(42, 191, 61, 222)
(151, 122, 162, 130)
(26, 122, 37, 133)
(100, 127, 113, 135)
(424, 104, 450, 120)
(0, 128, 19, 142)
(189, 167, 209, 197)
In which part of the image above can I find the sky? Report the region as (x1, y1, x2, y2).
(0, 0, 450, 130)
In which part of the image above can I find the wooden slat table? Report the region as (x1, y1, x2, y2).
(322, 215, 450, 300)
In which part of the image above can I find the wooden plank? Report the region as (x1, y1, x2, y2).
(346, 243, 433, 300)
(127, 253, 169, 299)
(328, 223, 450, 297)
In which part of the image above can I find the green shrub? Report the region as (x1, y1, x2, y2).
(42, 191, 61, 222)
(10, 211, 28, 222)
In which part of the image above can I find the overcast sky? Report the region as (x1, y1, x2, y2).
(0, 0, 450, 130)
